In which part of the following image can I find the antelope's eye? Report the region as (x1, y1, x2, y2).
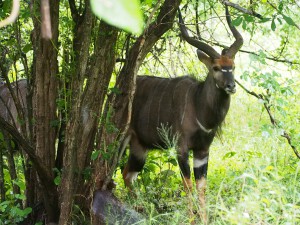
(213, 66, 221, 72)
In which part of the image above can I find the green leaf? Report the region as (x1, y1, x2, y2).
(282, 15, 296, 26)
(167, 158, 178, 166)
(232, 17, 243, 26)
(91, 150, 100, 160)
(278, 2, 283, 13)
(244, 14, 254, 22)
(160, 169, 175, 177)
(242, 20, 247, 30)
(22, 44, 32, 53)
(223, 151, 237, 159)
(22, 207, 32, 217)
(271, 18, 276, 31)
(54, 175, 61, 185)
(109, 86, 122, 95)
(259, 17, 271, 23)
(277, 17, 282, 25)
(90, 0, 143, 34)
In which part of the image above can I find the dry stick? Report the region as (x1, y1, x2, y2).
(235, 79, 300, 159)
(0, 0, 20, 27)
(41, 0, 52, 39)
(102, 0, 163, 190)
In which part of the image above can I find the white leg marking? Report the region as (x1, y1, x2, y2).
(126, 172, 139, 183)
(193, 156, 208, 168)
(197, 178, 206, 189)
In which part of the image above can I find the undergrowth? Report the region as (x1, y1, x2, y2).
(113, 88, 300, 225)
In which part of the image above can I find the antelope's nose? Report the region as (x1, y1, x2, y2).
(226, 82, 236, 94)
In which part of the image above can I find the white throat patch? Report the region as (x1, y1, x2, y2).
(196, 119, 213, 133)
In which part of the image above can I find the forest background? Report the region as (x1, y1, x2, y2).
(0, 0, 300, 224)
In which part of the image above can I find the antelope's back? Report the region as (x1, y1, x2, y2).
(0, 80, 28, 129)
(132, 76, 200, 148)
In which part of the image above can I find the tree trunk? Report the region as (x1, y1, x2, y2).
(59, 8, 118, 220)
(100, 0, 182, 189)
(31, 0, 60, 222)
(58, 1, 94, 223)
(0, 139, 5, 202)
(1, 0, 183, 224)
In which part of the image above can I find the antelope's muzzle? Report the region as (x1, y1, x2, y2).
(225, 81, 236, 94)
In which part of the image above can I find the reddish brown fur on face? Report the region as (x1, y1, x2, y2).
(214, 55, 234, 67)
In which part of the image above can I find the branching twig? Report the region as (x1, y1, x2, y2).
(179, 21, 300, 65)
(235, 79, 300, 159)
(203, 36, 300, 65)
(267, 0, 300, 30)
(221, 0, 263, 19)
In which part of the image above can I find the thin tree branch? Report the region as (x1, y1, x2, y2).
(201, 35, 300, 65)
(221, 0, 263, 19)
(0, 116, 58, 182)
(235, 79, 300, 159)
(180, 20, 300, 65)
(267, 0, 300, 30)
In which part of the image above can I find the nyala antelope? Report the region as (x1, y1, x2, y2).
(122, 6, 243, 221)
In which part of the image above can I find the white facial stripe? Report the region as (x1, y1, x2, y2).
(221, 69, 233, 72)
(125, 172, 139, 183)
(193, 156, 208, 168)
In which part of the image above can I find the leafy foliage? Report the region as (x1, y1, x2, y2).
(0, 177, 32, 224)
(1, 0, 300, 224)
(114, 88, 300, 224)
(90, 0, 143, 34)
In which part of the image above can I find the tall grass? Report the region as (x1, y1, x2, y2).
(114, 87, 300, 224)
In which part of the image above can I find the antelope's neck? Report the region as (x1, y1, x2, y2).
(196, 75, 231, 129)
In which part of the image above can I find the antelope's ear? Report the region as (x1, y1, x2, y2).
(197, 49, 212, 69)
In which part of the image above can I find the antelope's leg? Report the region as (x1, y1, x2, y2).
(193, 151, 209, 223)
(178, 151, 192, 191)
(122, 136, 147, 188)
(122, 153, 146, 187)
(178, 149, 196, 224)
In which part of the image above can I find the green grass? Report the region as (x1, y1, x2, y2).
(113, 87, 300, 225)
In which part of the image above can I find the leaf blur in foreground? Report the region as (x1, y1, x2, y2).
(90, 0, 143, 34)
